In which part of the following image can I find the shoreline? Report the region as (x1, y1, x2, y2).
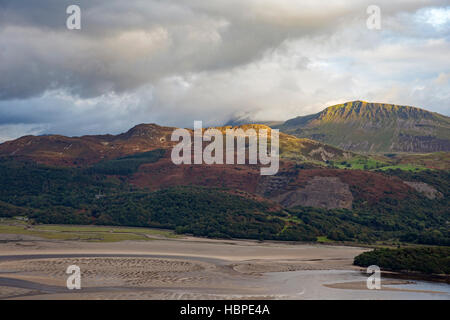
(1, 230, 449, 284)
(0, 236, 448, 300)
(379, 270, 450, 284)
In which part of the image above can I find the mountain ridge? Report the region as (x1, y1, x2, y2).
(0, 123, 354, 166)
(277, 101, 450, 153)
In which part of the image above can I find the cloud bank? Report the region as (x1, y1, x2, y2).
(0, 0, 449, 141)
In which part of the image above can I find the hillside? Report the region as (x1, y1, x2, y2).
(0, 122, 448, 245)
(277, 101, 450, 153)
(0, 123, 355, 166)
(0, 124, 176, 166)
(0, 155, 448, 244)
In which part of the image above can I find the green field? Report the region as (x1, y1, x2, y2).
(374, 164, 427, 172)
(0, 217, 177, 242)
(331, 156, 388, 170)
(330, 156, 427, 171)
(316, 236, 333, 243)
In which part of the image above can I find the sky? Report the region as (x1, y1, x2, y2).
(0, 0, 449, 141)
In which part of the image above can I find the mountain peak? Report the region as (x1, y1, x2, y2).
(279, 101, 450, 153)
(126, 123, 162, 133)
(318, 101, 437, 122)
(119, 123, 175, 139)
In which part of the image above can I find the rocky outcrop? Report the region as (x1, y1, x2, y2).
(273, 176, 353, 209)
(396, 134, 450, 153)
(308, 146, 337, 162)
(404, 181, 443, 200)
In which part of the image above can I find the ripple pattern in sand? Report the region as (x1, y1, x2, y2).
(0, 257, 223, 288)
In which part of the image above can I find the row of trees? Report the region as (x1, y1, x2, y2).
(354, 247, 450, 274)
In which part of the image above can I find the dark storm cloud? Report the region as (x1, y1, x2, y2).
(2, 0, 444, 100)
(0, 0, 448, 141)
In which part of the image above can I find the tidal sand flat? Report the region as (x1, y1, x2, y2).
(0, 234, 448, 299)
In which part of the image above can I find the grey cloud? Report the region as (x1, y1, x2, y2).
(1, 0, 447, 100)
(0, 0, 448, 140)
